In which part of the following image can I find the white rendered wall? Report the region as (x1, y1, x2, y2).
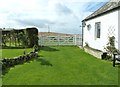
(83, 10, 119, 51)
(118, 8, 120, 51)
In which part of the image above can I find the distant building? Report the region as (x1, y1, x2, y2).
(82, 0, 120, 58)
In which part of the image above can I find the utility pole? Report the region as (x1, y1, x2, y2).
(80, 21, 86, 48)
(48, 25, 50, 33)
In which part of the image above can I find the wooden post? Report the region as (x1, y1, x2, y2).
(40, 36, 42, 47)
(74, 35, 76, 45)
(113, 54, 116, 67)
(58, 35, 60, 46)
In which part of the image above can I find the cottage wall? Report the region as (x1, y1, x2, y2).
(118, 8, 120, 51)
(83, 10, 119, 52)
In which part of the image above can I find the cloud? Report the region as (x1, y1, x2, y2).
(15, 18, 56, 28)
(55, 3, 72, 15)
(0, 0, 109, 34)
(83, 2, 108, 12)
(66, 0, 109, 2)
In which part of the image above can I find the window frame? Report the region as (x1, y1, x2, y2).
(95, 22, 101, 39)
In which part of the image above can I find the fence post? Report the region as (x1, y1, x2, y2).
(74, 35, 76, 45)
(113, 54, 116, 67)
(58, 35, 60, 46)
(40, 36, 42, 47)
(79, 35, 82, 46)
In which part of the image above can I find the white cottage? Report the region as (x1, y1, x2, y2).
(82, 0, 120, 58)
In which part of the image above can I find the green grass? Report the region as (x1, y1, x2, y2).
(0, 49, 1, 58)
(2, 46, 118, 85)
(2, 48, 33, 58)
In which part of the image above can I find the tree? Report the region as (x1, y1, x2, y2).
(18, 32, 28, 47)
(10, 29, 17, 46)
(2, 27, 38, 47)
(26, 28, 38, 47)
(18, 32, 28, 54)
(8, 33, 11, 47)
(17, 32, 23, 46)
(2, 35, 6, 46)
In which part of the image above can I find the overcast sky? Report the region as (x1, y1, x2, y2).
(0, 0, 109, 34)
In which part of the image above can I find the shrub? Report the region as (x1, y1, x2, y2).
(104, 36, 117, 60)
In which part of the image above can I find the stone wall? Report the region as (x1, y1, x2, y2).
(1, 52, 38, 70)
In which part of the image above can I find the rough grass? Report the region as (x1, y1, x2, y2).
(2, 46, 118, 85)
(2, 48, 33, 58)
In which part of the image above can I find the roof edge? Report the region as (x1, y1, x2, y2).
(82, 6, 120, 22)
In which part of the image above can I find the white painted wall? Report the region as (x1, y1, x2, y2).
(83, 10, 119, 52)
(118, 8, 120, 51)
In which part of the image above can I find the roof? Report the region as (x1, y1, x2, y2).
(83, 0, 120, 21)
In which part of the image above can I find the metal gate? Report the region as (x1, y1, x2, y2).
(38, 35, 82, 46)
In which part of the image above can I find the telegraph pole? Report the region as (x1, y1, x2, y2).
(48, 25, 50, 33)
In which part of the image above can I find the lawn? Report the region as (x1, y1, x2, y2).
(2, 48, 33, 58)
(0, 49, 1, 58)
(2, 46, 118, 85)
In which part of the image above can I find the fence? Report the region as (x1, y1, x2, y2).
(38, 35, 82, 46)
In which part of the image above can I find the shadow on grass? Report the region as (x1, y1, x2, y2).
(37, 55, 44, 57)
(2, 46, 26, 49)
(36, 57, 53, 66)
(39, 46, 59, 52)
(115, 63, 120, 68)
(2, 56, 52, 76)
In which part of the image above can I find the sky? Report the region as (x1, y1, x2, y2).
(0, 0, 109, 34)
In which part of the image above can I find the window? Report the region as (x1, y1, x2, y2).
(87, 24, 91, 31)
(95, 22, 101, 39)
